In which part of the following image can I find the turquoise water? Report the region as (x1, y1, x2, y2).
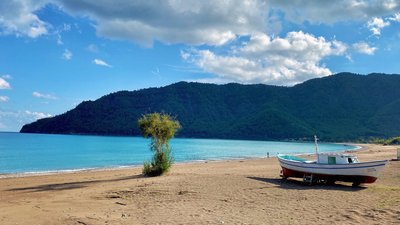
(0, 132, 356, 174)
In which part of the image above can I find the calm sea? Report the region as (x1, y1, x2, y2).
(0, 132, 356, 174)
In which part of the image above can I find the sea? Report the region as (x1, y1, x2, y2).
(0, 132, 357, 175)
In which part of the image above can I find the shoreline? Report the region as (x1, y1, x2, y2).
(0, 143, 398, 224)
(0, 143, 361, 179)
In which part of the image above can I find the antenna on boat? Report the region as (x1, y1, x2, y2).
(314, 135, 319, 155)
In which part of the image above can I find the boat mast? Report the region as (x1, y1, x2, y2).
(314, 135, 319, 155)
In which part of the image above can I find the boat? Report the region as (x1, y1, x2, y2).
(277, 136, 388, 186)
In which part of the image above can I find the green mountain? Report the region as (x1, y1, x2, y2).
(20, 73, 400, 141)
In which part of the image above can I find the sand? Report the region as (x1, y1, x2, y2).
(0, 144, 399, 225)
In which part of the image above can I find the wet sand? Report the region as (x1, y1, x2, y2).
(0, 144, 399, 224)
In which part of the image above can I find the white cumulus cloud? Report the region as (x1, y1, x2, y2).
(25, 110, 52, 120)
(62, 49, 72, 60)
(93, 58, 112, 67)
(0, 110, 52, 131)
(57, 0, 268, 46)
(352, 42, 377, 55)
(32, 91, 58, 100)
(2, 0, 400, 45)
(183, 31, 347, 86)
(389, 12, 400, 21)
(268, 0, 400, 24)
(54, 0, 400, 46)
(0, 0, 49, 38)
(0, 96, 9, 102)
(0, 78, 11, 89)
(367, 17, 390, 36)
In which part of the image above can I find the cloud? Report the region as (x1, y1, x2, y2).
(61, 23, 71, 32)
(1, 0, 399, 48)
(1, 74, 12, 79)
(57, 0, 269, 46)
(93, 58, 112, 67)
(24, 110, 52, 120)
(62, 49, 73, 60)
(0, 96, 9, 102)
(389, 12, 400, 21)
(151, 67, 160, 76)
(87, 44, 99, 53)
(55, 23, 72, 45)
(0, 78, 11, 89)
(268, 0, 400, 24)
(367, 17, 390, 36)
(32, 91, 58, 100)
(56, 34, 63, 45)
(1, 0, 400, 46)
(0, 0, 49, 38)
(183, 31, 347, 86)
(0, 110, 52, 131)
(352, 42, 377, 55)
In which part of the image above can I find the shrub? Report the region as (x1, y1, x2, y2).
(143, 149, 173, 176)
(138, 113, 180, 176)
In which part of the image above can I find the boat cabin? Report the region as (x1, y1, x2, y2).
(317, 153, 359, 164)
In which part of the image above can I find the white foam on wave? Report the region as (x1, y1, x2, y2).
(0, 164, 143, 179)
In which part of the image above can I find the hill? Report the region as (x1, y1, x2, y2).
(20, 73, 400, 141)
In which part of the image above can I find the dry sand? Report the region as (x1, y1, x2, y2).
(0, 144, 399, 225)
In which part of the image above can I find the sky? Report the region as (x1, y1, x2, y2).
(1, 0, 400, 131)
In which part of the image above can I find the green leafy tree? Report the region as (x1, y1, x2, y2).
(138, 112, 181, 176)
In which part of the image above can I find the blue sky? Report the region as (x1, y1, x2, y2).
(1, 0, 400, 131)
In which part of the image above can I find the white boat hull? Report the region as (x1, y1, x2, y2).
(278, 156, 388, 184)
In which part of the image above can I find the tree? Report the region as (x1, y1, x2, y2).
(138, 112, 181, 176)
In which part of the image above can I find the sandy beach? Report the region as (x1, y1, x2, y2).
(0, 144, 399, 225)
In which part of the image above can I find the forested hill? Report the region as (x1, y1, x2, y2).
(20, 73, 400, 141)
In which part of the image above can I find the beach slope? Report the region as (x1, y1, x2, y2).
(0, 144, 399, 224)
